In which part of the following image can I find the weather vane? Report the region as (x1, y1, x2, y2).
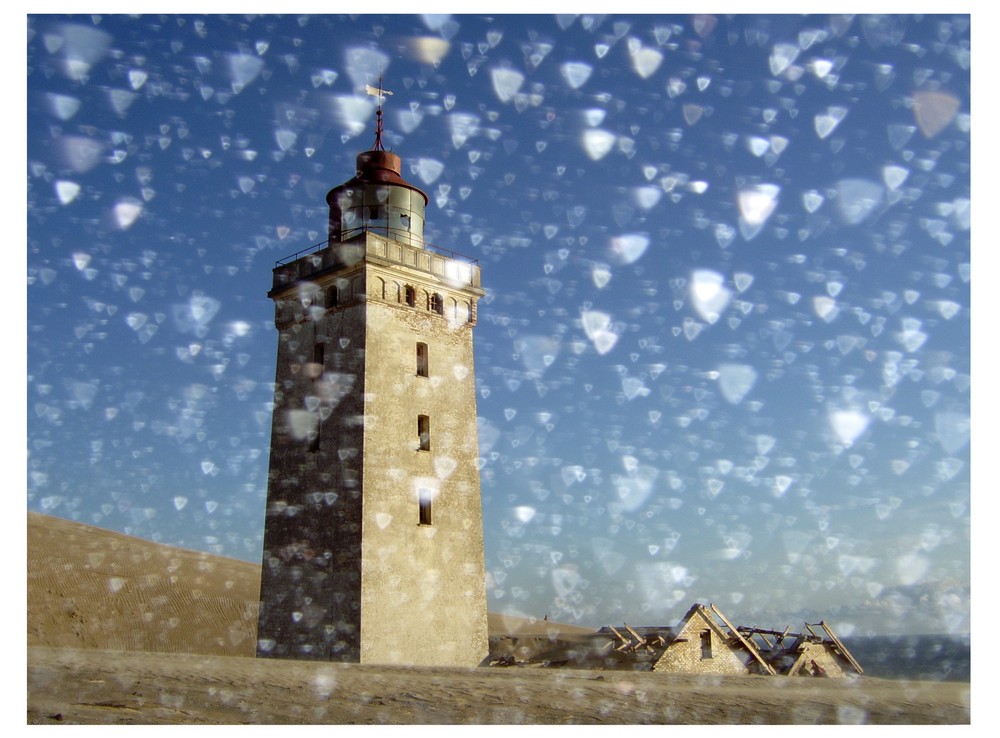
(365, 74, 393, 151)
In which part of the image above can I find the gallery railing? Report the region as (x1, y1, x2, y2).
(271, 227, 481, 291)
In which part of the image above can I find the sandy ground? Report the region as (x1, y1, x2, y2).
(28, 646, 971, 724)
(26, 513, 971, 725)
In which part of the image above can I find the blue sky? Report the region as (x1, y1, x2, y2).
(26, 12, 972, 636)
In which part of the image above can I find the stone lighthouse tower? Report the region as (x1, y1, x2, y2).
(257, 87, 488, 666)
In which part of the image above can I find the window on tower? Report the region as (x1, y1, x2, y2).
(311, 342, 325, 381)
(405, 285, 416, 307)
(430, 293, 444, 315)
(367, 204, 387, 231)
(309, 417, 321, 454)
(416, 342, 428, 377)
(327, 284, 338, 308)
(417, 414, 430, 451)
(418, 488, 433, 526)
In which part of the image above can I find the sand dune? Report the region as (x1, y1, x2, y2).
(26, 512, 583, 653)
(28, 512, 260, 657)
(26, 513, 971, 724)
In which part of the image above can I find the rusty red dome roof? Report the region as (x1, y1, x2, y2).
(326, 149, 428, 207)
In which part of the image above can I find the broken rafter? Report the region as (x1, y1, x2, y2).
(608, 625, 624, 639)
(708, 603, 776, 676)
(738, 625, 798, 650)
(819, 620, 864, 675)
(739, 626, 795, 639)
(623, 623, 654, 653)
(608, 625, 629, 644)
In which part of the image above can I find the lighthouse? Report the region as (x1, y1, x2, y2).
(256, 83, 488, 666)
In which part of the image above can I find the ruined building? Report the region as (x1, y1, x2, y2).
(610, 604, 863, 677)
(490, 603, 863, 677)
(256, 88, 488, 666)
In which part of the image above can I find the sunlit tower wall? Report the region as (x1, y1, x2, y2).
(256, 130, 488, 666)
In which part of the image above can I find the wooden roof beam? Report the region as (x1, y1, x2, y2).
(708, 603, 776, 675)
(819, 620, 864, 674)
(623, 623, 653, 653)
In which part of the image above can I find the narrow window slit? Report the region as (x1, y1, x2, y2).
(418, 488, 433, 526)
(417, 414, 430, 451)
(416, 342, 428, 377)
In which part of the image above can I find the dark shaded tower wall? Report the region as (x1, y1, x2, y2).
(257, 270, 368, 661)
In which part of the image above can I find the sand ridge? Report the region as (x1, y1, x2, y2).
(28, 512, 260, 657)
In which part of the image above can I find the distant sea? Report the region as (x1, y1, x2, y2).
(843, 634, 970, 682)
